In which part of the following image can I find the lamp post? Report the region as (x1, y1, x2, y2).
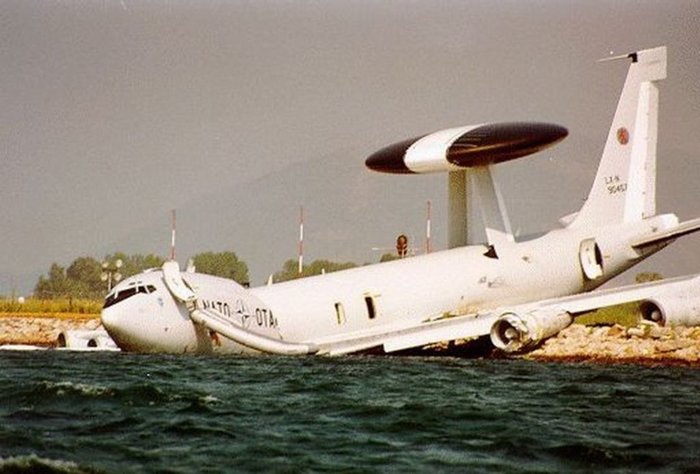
(101, 259, 123, 292)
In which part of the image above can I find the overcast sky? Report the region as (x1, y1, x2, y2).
(2, 1, 700, 293)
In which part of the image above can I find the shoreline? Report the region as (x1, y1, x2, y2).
(2, 315, 700, 366)
(525, 354, 700, 367)
(522, 324, 700, 366)
(0, 314, 101, 347)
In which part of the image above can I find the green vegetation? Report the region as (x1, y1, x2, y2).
(192, 251, 249, 285)
(273, 259, 358, 283)
(28, 250, 250, 302)
(35, 259, 102, 300)
(576, 302, 641, 327)
(635, 271, 664, 283)
(576, 273, 664, 327)
(34, 253, 165, 300)
(104, 253, 166, 280)
(379, 253, 401, 263)
(0, 297, 102, 316)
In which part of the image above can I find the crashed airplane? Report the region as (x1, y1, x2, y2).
(101, 46, 700, 355)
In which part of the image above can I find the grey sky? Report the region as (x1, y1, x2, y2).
(2, 1, 699, 293)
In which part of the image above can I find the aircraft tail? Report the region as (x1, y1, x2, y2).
(570, 46, 666, 229)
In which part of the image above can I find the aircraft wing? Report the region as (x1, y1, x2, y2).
(312, 312, 497, 356)
(533, 273, 700, 315)
(315, 273, 700, 355)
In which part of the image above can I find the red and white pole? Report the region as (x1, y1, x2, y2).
(298, 206, 304, 275)
(426, 200, 432, 254)
(170, 209, 177, 261)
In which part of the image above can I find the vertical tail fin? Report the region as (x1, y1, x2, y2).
(571, 46, 666, 228)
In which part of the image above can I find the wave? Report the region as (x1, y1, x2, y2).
(40, 381, 114, 398)
(0, 454, 103, 474)
(2, 380, 221, 407)
(2, 354, 700, 472)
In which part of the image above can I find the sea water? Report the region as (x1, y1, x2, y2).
(1, 351, 699, 473)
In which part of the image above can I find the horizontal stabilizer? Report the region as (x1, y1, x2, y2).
(632, 217, 700, 249)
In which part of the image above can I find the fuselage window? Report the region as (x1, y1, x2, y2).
(103, 287, 138, 309)
(136, 285, 157, 295)
(364, 296, 376, 320)
(334, 302, 346, 325)
(103, 284, 156, 309)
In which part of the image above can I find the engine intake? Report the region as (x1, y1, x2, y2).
(640, 296, 700, 327)
(490, 309, 573, 353)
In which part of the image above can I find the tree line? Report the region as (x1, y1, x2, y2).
(35, 253, 167, 299)
(33, 251, 364, 299)
(32, 250, 665, 301)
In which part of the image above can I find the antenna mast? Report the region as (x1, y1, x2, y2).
(170, 209, 177, 261)
(298, 206, 304, 275)
(426, 200, 432, 254)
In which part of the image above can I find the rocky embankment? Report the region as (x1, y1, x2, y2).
(526, 323, 700, 365)
(0, 315, 101, 347)
(2, 316, 700, 364)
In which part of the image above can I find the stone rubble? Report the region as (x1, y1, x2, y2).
(0, 316, 101, 347)
(2, 316, 700, 364)
(526, 323, 700, 365)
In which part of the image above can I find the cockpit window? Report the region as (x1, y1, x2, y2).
(103, 285, 157, 309)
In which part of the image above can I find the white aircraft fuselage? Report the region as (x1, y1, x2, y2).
(101, 46, 700, 355)
(101, 214, 676, 354)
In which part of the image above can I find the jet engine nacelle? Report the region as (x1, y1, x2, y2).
(490, 309, 574, 353)
(57, 329, 118, 350)
(640, 296, 700, 327)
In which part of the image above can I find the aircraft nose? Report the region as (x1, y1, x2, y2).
(101, 307, 136, 351)
(100, 308, 119, 333)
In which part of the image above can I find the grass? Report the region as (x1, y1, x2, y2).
(0, 298, 102, 317)
(576, 302, 641, 327)
(0, 297, 643, 326)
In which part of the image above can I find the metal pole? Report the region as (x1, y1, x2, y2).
(448, 171, 469, 248)
(171, 209, 177, 261)
(426, 200, 432, 254)
(298, 206, 304, 274)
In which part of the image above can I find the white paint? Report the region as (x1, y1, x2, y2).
(404, 125, 480, 173)
(100, 46, 700, 356)
(470, 166, 514, 245)
(572, 46, 666, 228)
(57, 329, 119, 351)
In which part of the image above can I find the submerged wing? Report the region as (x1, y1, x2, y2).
(316, 273, 700, 355)
(311, 312, 497, 356)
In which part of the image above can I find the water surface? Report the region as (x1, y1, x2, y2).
(1, 351, 699, 473)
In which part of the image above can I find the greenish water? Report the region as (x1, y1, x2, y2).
(1, 351, 699, 473)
